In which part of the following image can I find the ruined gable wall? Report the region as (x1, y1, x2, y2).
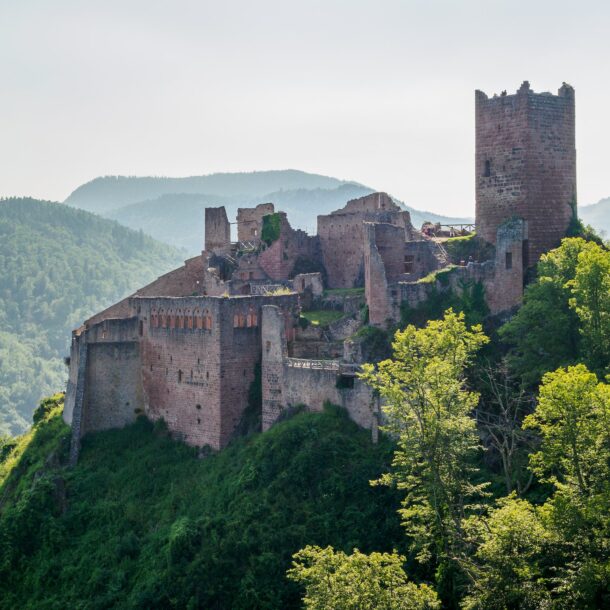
(318, 193, 415, 289)
(364, 223, 391, 327)
(85, 255, 217, 328)
(476, 82, 576, 265)
(237, 203, 274, 242)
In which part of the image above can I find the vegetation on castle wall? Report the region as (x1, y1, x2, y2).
(0, 403, 405, 609)
(443, 234, 495, 265)
(300, 310, 344, 327)
(261, 212, 283, 246)
(401, 280, 489, 330)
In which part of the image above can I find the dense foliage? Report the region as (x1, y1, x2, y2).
(500, 237, 610, 386)
(0, 403, 405, 609)
(0, 198, 183, 435)
(288, 546, 440, 609)
(288, 235, 609, 608)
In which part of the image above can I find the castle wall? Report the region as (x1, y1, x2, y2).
(138, 294, 299, 449)
(205, 206, 231, 253)
(66, 319, 143, 463)
(318, 193, 415, 289)
(237, 203, 274, 242)
(138, 297, 223, 447)
(262, 305, 375, 434)
(475, 82, 576, 265)
(257, 213, 321, 280)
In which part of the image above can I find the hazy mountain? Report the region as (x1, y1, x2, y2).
(84, 172, 472, 253)
(65, 170, 356, 214)
(0, 198, 183, 435)
(580, 198, 610, 237)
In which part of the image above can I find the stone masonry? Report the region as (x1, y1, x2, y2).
(475, 81, 576, 266)
(64, 81, 577, 460)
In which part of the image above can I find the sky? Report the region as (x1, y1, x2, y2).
(1, 0, 609, 216)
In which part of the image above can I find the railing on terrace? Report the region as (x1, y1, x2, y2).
(286, 358, 340, 372)
(285, 359, 363, 376)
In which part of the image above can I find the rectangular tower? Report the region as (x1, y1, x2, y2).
(475, 81, 576, 266)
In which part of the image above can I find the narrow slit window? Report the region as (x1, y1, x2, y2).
(484, 159, 491, 177)
(505, 251, 512, 270)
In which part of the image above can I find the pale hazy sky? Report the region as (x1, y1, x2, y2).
(1, 0, 609, 216)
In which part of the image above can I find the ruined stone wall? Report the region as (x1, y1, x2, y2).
(318, 193, 415, 289)
(138, 297, 223, 447)
(475, 81, 576, 265)
(258, 213, 321, 280)
(292, 272, 324, 297)
(237, 203, 274, 242)
(364, 223, 392, 326)
(85, 255, 223, 328)
(262, 305, 375, 433)
(137, 294, 299, 449)
(79, 318, 143, 435)
(403, 240, 444, 280)
(373, 223, 407, 283)
(282, 365, 375, 429)
(205, 206, 231, 253)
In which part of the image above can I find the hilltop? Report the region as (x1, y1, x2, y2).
(0, 402, 404, 609)
(0, 198, 183, 435)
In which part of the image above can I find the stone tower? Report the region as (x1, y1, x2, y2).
(475, 81, 576, 266)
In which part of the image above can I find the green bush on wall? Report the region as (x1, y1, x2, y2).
(261, 213, 283, 246)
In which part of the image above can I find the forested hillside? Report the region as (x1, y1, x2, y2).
(0, 235, 609, 608)
(0, 404, 404, 609)
(0, 198, 183, 435)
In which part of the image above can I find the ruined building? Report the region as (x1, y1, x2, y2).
(64, 82, 576, 460)
(475, 81, 576, 265)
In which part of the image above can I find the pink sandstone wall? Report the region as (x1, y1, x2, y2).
(475, 82, 576, 266)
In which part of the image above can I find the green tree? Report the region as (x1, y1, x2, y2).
(360, 310, 489, 584)
(500, 237, 610, 386)
(570, 245, 610, 372)
(287, 546, 440, 610)
(524, 364, 609, 495)
(462, 497, 550, 610)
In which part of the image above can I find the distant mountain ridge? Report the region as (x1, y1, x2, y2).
(65, 170, 356, 213)
(66, 170, 472, 253)
(580, 197, 610, 237)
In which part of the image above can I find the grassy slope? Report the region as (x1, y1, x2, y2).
(0, 403, 404, 610)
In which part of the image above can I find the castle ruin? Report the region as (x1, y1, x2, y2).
(64, 82, 576, 460)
